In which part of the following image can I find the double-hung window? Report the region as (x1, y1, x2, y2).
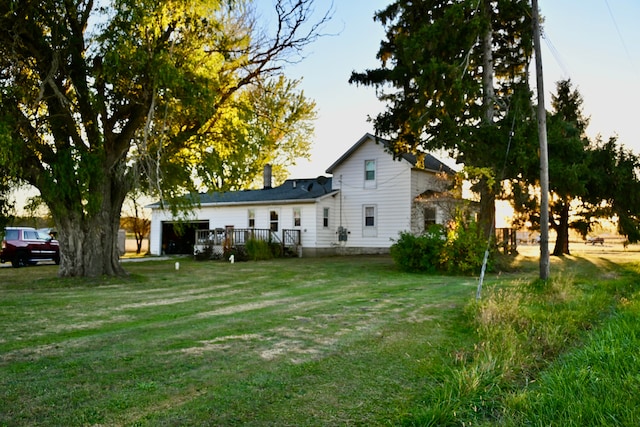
(363, 205, 377, 237)
(270, 210, 279, 232)
(364, 160, 376, 189)
(293, 208, 301, 227)
(323, 207, 330, 228)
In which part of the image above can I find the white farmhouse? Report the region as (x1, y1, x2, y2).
(148, 133, 460, 257)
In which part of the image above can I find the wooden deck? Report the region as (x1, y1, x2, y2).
(194, 228, 301, 259)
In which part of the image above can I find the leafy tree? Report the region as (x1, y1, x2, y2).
(194, 75, 316, 191)
(0, 126, 15, 230)
(120, 192, 151, 255)
(0, 0, 326, 276)
(0, 177, 14, 232)
(350, 0, 535, 238)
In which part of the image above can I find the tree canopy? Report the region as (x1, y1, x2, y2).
(350, 0, 535, 236)
(0, 0, 326, 276)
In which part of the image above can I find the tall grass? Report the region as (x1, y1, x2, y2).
(503, 296, 640, 426)
(400, 257, 640, 426)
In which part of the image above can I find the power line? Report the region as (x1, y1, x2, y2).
(604, 0, 637, 74)
(542, 32, 571, 79)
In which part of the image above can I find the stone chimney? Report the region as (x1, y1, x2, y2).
(263, 164, 272, 189)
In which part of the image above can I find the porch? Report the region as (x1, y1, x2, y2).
(194, 227, 302, 259)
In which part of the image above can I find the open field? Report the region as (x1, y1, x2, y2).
(2, 248, 640, 425)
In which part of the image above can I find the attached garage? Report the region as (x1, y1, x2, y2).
(161, 221, 209, 255)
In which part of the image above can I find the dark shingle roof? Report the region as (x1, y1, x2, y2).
(325, 133, 456, 175)
(148, 177, 334, 209)
(198, 177, 334, 205)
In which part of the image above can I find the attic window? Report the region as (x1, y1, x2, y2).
(365, 160, 376, 181)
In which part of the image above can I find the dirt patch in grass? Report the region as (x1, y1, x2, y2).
(117, 386, 207, 427)
(2, 336, 93, 362)
(50, 315, 134, 333)
(177, 334, 263, 355)
(195, 297, 298, 317)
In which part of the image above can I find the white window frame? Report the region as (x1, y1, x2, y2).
(323, 207, 330, 228)
(364, 159, 377, 189)
(424, 206, 437, 229)
(363, 205, 377, 237)
(269, 210, 279, 232)
(293, 207, 301, 228)
(248, 209, 255, 228)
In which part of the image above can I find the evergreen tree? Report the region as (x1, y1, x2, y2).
(350, 0, 535, 237)
(511, 79, 640, 252)
(548, 80, 590, 255)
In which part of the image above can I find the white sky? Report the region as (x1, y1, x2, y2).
(283, 0, 640, 178)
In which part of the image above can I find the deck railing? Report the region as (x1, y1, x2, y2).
(195, 228, 301, 257)
(282, 229, 301, 247)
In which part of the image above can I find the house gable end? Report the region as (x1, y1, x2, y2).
(325, 133, 455, 175)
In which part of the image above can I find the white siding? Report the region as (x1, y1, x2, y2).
(149, 201, 324, 255)
(330, 137, 413, 248)
(148, 134, 454, 256)
(411, 168, 448, 198)
(409, 169, 452, 233)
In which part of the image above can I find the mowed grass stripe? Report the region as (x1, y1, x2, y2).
(1, 256, 477, 425)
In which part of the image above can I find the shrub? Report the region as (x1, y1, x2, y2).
(391, 219, 491, 275)
(269, 241, 283, 258)
(194, 244, 213, 261)
(440, 220, 491, 275)
(245, 238, 274, 261)
(223, 246, 248, 262)
(390, 226, 445, 273)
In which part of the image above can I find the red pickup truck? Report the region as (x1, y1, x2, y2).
(1, 227, 60, 267)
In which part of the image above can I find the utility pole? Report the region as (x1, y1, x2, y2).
(532, 0, 550, 280)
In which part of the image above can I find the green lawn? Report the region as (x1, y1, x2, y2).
(1, 249, 640, 426)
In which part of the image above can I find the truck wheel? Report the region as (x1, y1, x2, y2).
(11, 252, 28, 268)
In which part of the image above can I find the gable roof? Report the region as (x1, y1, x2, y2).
(148, 177, 335, 209)
(325, 133, 456, 175)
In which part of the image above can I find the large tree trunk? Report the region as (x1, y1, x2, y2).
(478, 178, 496, 240)
(50, 173, 129, 277)
(479, 0, 496, 241)
(552, 203, 571, 256)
